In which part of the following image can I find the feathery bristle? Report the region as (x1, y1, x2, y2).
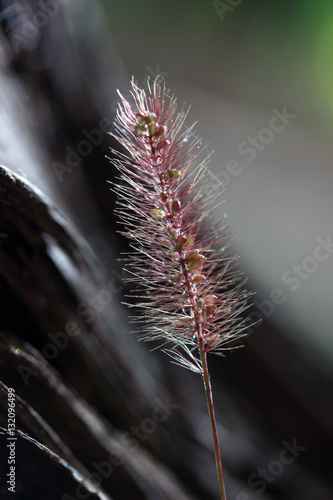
(111, 77, 251, 373)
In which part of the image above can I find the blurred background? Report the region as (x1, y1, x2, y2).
(0, 1, 332, 499)
(105, 0, 333, 364)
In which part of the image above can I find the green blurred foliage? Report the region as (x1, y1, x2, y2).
(102, 0, 333, 121)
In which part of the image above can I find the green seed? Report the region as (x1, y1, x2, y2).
(172, 199, 181, 215)
(149, 122, 157, 136)
(150, 209, 166, 219)
(184, 234, 195, 247)
(170, 228, 178, 240)
(146, 113, 156, 125)
(187, 254, 206, 272)
(175, 316, 194, 325)
(191, 274, 206, 283)
(167, 169, 181, 178)
(205, 295, 217, 304)
(135, 122, 148, 133)
(205, 305, 217, 316)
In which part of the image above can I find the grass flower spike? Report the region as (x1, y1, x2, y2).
(112, 77, 251, 500)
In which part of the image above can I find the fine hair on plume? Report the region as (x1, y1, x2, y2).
(110, 76, 252, 500)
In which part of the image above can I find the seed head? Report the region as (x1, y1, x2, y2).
(111, 77, 251, 373)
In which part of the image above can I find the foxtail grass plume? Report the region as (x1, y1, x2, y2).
(111, 77, 250, 375)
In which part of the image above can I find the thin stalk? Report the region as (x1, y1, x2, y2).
(113, 79, 250, 500)
(199, 340, 227, 500)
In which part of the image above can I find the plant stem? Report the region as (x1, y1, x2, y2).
(199, 341, 227, 500)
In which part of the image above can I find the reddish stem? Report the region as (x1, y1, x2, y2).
(199, 341, 227, 500)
